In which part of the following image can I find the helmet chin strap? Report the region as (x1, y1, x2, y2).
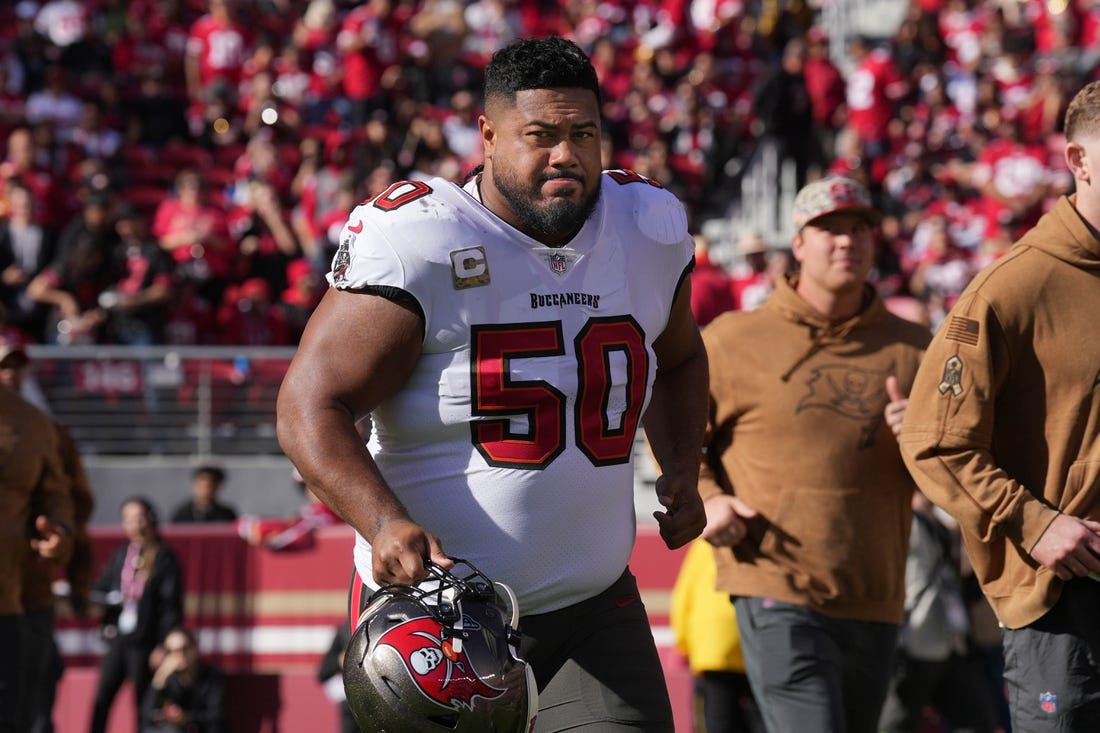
(448, 586, 465, 655)
(495, 581, 520, 629)
(495, 581, 521, 655)
(495, 580, 538, 729)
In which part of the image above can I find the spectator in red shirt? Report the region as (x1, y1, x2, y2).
(109, 10, 173, 97)
(152, 169, 234, 306)
(289, 133, 352, 264)
(971, 115, 1053, 241)
(215, 277, 290, 346)
(729, 228, 775, 312)
(336, 0, 401, 126)
(289, 0, 342, 126)
(689, 234, 735, 327)
(228, 177, 299, 291)
(236, 469, 342, 551)
(803, 26, 846, 161)
(98, 204, 175, 345)
(0, 127, 61, 228)
(279, 257, 324, 344)
(184, 0, 251, 116)
(292, 0, 339, 54)
(844, 34, 908, 158)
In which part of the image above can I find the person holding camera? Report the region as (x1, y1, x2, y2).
(142, 627, 226, 733)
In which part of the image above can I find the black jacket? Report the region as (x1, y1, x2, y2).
(141, 662, 227, 733)
(93, 541, 183, 649)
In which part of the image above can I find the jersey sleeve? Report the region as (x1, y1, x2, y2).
(327, 203, 409, 293)
(603, 170, 695, 311)
(326, 186, 448, 327)
(605, 169, 693, 249)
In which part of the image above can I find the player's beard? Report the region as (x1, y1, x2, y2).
(494, 169, 600, 244)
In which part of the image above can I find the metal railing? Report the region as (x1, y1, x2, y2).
(24, 345, 296, 457)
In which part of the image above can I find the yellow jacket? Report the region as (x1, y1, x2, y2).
(670, 539, 744, 674)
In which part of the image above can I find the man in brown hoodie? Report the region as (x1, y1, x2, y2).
(901, 81, 1100, 731)
(2, 334, 95, 733)
(0, 305, 74, 733)
(698, 176, 930, 732)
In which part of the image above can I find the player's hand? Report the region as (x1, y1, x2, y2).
(370, 518, 453, 586)
(1030, 514, 1100, 581)
(653, 474, 706, 549)
(884, 375, 908, 439)
(701, 494, 758, 548)
(30, 515, 72, 563)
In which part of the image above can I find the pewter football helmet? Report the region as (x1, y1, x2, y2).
(343, 559, 537, 732)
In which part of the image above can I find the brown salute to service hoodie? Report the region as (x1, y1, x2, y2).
(901, 194, 1100, 630)
(698, 274, 930, 625)
(0, 387, 73, 615)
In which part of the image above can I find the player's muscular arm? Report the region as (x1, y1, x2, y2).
(277, 288, 450, 584)
(643, 280, 708, 549)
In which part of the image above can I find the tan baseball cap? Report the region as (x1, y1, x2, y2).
(737, 229, 768, 256)
(792, 177, 881, 230)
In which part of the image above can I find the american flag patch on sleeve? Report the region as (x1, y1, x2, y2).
(945, 316, 980, 346)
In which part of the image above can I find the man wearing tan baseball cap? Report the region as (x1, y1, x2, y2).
(696, 176, 931, 733)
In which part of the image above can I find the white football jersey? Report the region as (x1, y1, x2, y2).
(329, 171, 693, 614)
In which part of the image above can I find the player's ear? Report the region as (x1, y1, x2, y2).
(479, 115, 495, 156)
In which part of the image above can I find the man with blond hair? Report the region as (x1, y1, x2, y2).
(901, 80, 1100, 730)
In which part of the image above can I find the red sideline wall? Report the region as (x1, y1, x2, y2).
(54, 524, 694, 732)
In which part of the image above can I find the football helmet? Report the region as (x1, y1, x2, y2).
(344, 559, 538, 732)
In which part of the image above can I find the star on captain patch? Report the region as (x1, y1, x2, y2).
(938, 355, 964, 396)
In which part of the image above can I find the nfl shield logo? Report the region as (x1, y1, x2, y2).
(1040, 691, 1057, 714)
(549, 253, 568, 275)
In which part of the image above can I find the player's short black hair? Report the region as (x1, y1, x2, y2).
(484, 36, 601, 107)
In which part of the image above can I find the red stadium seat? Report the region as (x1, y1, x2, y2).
(121, 183, 169, 212)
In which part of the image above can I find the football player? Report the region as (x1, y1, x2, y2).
(278, 35, 708, 731)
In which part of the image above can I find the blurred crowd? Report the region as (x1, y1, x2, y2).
(0, 0, 1097, 348)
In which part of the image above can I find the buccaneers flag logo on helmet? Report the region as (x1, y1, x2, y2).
(378, 616, 506, 709)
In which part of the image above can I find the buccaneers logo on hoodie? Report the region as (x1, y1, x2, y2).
(378, 616, 505, 709)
